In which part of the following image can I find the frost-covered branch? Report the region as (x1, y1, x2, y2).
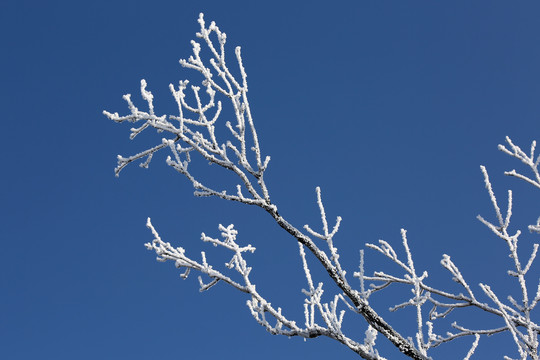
(107, 13, 427, 360)
(104, 13, 271, 207)
(145, 218, 252, 292)
(145, 217, 386, 360)
(107, 12, 540, 360)
(356, 138, 540, 359)
(499, 137, 540, 191)
(499, 137, 540, 234)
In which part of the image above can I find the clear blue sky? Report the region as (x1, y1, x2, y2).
(2, 1, 539, 359)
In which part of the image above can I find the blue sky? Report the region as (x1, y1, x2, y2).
(2, 1, 540, 359)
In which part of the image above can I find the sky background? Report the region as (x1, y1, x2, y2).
(2, 1, 540, 359)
